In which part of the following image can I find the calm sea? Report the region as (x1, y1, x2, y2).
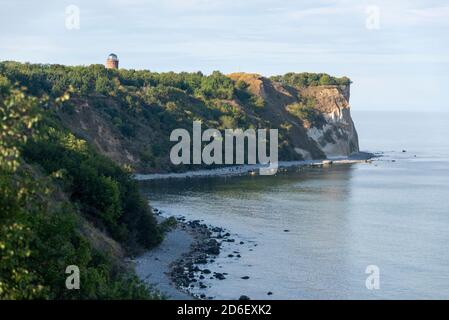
(140, 111, 449, 299)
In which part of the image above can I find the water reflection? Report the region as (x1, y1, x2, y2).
(139, 165, 365, 299)
(139, 152, 449, 299)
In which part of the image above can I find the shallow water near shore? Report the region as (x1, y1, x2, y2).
(139, 111, 449, 299)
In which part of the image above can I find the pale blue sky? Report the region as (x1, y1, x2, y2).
(1, 0, 448, 111)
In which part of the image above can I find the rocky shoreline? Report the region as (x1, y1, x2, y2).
(139, 209, 246, 300)
(166, 215, 244, 300)
(134, 152, 375, 181)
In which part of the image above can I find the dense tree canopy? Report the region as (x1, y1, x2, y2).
(0, 76, 160, 299)
(270, 72, 351, 87)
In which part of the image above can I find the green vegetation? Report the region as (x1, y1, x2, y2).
(0, 61, 350, 300)
(0, 62, 236, 102)
(22, 126, 161, 251)
(0, 62, 347, 172)
(0, 61, 354, 299)
(286, 97, 325, 128)
(271, 72, 351, 87)
(0, 62, 277, 171)
(158, 217, 178, 234)
(0, 76, 160, 299)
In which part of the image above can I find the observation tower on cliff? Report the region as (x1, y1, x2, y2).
(106, 53, 119, 69)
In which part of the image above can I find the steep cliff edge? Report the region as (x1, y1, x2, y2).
(301, 85, 359, 158)
(228, 73, 359, 159)
(0, 62, 360, 173)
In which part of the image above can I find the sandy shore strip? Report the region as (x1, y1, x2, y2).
(134, 152, 374, 181)
(134, 215, 228, 300)
(134, 217, 194, 300)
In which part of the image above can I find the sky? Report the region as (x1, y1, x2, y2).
(0, 0, 448, 111)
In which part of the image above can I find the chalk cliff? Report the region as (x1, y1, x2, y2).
(56, 72, 360, 172)
(228, 73, 359, 160)
(0, 62, 359, 172)
(300, 85, 359, 158)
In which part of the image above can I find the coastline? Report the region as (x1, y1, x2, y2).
(134, 152, 376, 300)
(134, 152, 374, 181)
(134, 215, 195, 300)
(135, 213, 236, 300)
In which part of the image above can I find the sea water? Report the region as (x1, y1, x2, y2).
(139, 111, 449, 299)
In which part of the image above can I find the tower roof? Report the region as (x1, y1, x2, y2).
(107, 53, 118, 61)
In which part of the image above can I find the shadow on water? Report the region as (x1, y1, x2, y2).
(139, 164, 356, 198)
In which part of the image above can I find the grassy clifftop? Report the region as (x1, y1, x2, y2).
(0, 62, 353, 173)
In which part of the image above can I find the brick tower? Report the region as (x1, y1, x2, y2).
(106, 53, 119, 69)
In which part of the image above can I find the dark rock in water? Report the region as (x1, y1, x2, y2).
(239, 295, 251, 300)
(228, 254, 234, 258)
(202, 269, 211, 274)
(205, 239, 220, 255)
(241, 276, 250, 280)
(196, 257, 208, 264)
(267, 292, 273, 296)
(237, 254, 241, 258)
(349, 152, 375, 161)
(224, 232, 231, 237)
(215, 273, 226, 280)
(199, 275, 205, 280)
(240, 241, 245, 245)
(172, 265, 184, 274)
(402, 150, 407, 153)
(284, 230, 290, 232)
(200, 294, 206, 299)
(200, 283, 207, 289)
(227, 239, 235, 243)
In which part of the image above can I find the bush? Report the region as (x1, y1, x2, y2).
(271, 72, 351, 87)
(0, 83, 158, 299)
(21, 126, 161, 251)
(286, 100, 324, 127)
